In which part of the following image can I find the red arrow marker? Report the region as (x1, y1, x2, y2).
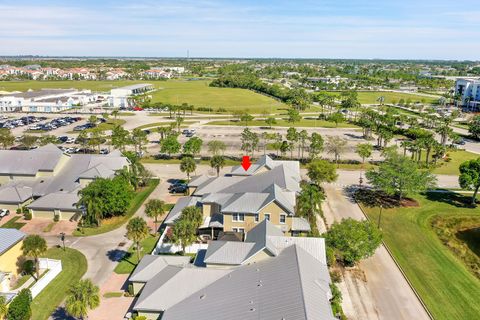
(241, 155, 251, 171)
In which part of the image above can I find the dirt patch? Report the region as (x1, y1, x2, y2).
(400, 198, 419, 207)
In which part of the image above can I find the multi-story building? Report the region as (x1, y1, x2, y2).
(108, 83, 154, 108)
(0, 145, 129, 220)
(455, 78, 480, 110)
(130, 220, 334, 320)
(164, 155, 310, 238)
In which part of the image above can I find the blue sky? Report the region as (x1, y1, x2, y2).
(0, 0, 479, 59)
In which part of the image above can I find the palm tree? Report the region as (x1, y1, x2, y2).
(145, 199, 166, 233)
(296, 182, 326, 229)
(77, 189, 103, 227)
(21, 235, 47, 280)
(0, 296, 7, 320)
(180, 156, 196, 181)
(126, 217, 149, 262)
(65, 279, 100, 320)
(210, 155, 226, 176)
(111, 109, 119, 121)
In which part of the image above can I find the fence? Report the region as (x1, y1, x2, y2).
(30, 258, 62, 298)
(153, 227, 208, 254)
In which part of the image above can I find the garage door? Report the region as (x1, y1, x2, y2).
(0, 203, 19, 212)
(32, 210, 54, 219)
(60, 211, 78, 221)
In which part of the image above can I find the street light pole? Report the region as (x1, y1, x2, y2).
(60, 232, 66, 251)
(377, 204, 383, 229)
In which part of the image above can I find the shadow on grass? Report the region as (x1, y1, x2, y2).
(353, 188, 401, 208)
(106, 249, 128, 262)
(425, 190, 477, 208)
(51, 307, 76, 320)
(457, 227, 480, 258)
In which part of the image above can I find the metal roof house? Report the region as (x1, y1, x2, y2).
(163, 155, 308, 238)
(132, 220, 334, 320)
(0, 145, 129, 220)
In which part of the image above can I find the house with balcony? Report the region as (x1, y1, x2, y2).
(163, 155, 310, 240)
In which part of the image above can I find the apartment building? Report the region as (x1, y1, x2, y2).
(130, 220, 334, 320)
(109, 83, 154, 108)
(0, 145, 129, 220)
(164, 155, 310, 238)
(455, 78, 480, 110)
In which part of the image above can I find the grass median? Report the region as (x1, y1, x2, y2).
(73, 179, 160, 236)
(360, 192, 480, 320)
(31, 248, 87, 320)
(114, 234, 160, 274)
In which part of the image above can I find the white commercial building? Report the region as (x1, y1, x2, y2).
(108, 83, 154, 108)
(455, 78, 480, 110)
(0, 89, 96, 112)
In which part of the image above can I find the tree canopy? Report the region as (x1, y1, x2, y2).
(326, 218, 382, 266)
(459, 158, 480, 205)
(307, 159, 338, 184)
(366, 152, 436, 200)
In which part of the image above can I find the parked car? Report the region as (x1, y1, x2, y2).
(170, 184, 188, 194)
(66, 137, 76, 144)
(99, 148, 109, 155)
(58, 136, 68, 143)
(0, 209, 10, 218)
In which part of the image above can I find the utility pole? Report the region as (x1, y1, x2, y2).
(377, 204, 383, 229)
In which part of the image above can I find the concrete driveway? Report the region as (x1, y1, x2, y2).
(321, 184, 431, 320)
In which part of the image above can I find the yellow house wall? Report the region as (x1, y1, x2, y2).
(132, 282, 145, 295)
(31, 209, 55, 219)
(137, 311, 161, 320)
(0, 241, 23, 276)
(222, 202, 292, 234)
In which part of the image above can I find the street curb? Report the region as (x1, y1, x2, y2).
(354, 196, 435, 320)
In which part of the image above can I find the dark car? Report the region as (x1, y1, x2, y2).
(170, 184, 188, 194)
(58, 136, 68, 143)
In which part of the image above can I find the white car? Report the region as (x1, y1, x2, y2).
(66, 137, 76, 144)
(0, 209, 10, 218)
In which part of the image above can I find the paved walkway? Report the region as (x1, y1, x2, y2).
(322, 184, 431, 320)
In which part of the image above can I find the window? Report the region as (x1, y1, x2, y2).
(232, 228, 245, 233)
(232, 213, 245, 222)
(280, 214, 286, 224)
(264, 213, 270, 221)
(254, 214, 259, 223)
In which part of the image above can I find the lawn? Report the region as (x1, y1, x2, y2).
(360, 192, 480, 320)
(0, 80, 287, 113)
(141, 157, 239, 166)
(205, 118, 359, 129)
(134, 120, 197, 130)
(432, 150, 479, 175)
(325, 91, 439, 104)
(114, 234, 160, 274)
(1, 216, 26, 229)
(73, 179, 159, 236)
(31, 248, 88, 320)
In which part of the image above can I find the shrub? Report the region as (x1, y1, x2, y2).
(24, 211, 32, 220)
(7, 288, 32, 320)
(53, 214, 60, 222)
(23, 260, 35, 275)
(216, 107, 227, 113)
(16, 208, 22, 214)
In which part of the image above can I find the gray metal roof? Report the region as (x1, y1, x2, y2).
(160, 245, 334, 320)
(112, 83, 153, 91)
(204, 220, 284, 265)
(129, 255, 190, 283)
(27, 191, 80, 211)
(134, 266, 231, 312)
(0, 185, 32, 203)
(0, 228, 25, 255)
(163, 196, 199, 225)
(230, 155, 300, 178)
(268, 236, 327, 264)
(3, 89, 77, 99)
(0, 146, 64, 175)
(292, 217, 312, 232)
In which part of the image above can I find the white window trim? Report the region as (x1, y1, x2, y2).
(254, 214, 259, 223)
(280, 214, 286, 224)
(232, 213, 245, 222)
(264, 213, 271, 221)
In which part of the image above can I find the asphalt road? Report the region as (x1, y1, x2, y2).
(322, 184, 431, 320)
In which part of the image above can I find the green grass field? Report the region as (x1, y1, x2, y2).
(432, 150, 479, 175)
(0, 80, 287, 113)
(360, 192, 480, 320)
(1, 216, 26, 229)
(326, 91, 439, 104)
(205, 118, 359, 128)
(31, 248, 88, 320)
(114, 235, 160, 274)
(73, 179, 159, 236)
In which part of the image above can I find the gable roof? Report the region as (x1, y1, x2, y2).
(129, 255, 191, 283)
(0, 185, 32, 203)
(134, 266, 231, 312)
(163, 196, 199, 225)
(0, 146, 64, 175)
(160, 245, 334, 320)
(0, 229, 26, 255)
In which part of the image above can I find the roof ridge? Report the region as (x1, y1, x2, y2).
(292, 245, 309, 320)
